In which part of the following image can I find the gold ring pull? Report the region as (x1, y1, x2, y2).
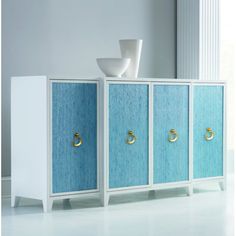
(168, 129, 178, 143)
(126, 130, 136, 145)
(72, 132, 83, 147)
(205, 128, 215, 141)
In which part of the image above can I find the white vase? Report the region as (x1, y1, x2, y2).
(119, 39, 143, 78)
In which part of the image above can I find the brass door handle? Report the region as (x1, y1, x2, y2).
(168, 129, 178, 143)
(205, 128, 215, 141)
(126, 130, 136, 145)
(72, 132, 83, 147)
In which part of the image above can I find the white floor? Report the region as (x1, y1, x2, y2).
(2, 175, 234, 236)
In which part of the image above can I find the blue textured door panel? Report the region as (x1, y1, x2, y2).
(193, 86, 223, 178)
(109, 84, 149, 188)
(153, 85, 189, 184)
(52, 82, 97, 193)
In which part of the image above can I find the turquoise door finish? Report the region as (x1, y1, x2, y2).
(153, 85, 189, 184)
(52, 82, 97, 193)
(193, 86, 224, 179)
(109, 84, 149, 188)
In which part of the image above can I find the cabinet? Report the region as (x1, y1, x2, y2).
(11, 77, 100, 212)
(11, 76, 226, 212)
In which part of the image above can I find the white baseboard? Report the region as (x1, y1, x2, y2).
(2, 176, 11, 198)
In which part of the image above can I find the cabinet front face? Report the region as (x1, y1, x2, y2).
(52, 82, 97, 194)
(109, 84, 149, 189)
(153, 85, 189, 184)
(193, 86, 224, 179)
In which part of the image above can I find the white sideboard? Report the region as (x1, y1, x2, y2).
(11, 76, 226, 212)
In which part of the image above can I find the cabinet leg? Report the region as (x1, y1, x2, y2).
(219, 181, 225, 191)
(187, 185, 193, 196)
(42, 199, 53, 213)
(11, 195, 20, 208)
(101, 194, 109, 207)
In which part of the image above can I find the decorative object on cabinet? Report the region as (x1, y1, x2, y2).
(96, 58, 130, 77)
(11, 76, 226, 212)
(119, 39, 143, 78)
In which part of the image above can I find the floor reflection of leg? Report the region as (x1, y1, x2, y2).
(63, 199, 72, 209)
(11, 195, 20, 208)
(148, 190, 156, 199)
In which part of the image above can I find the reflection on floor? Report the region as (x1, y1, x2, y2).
(2, 174, 234, 236)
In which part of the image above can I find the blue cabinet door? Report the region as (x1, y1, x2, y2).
(52, 82, 97, 193)
(109, 84, 149, 188)
(193, 86, 224, 179)
(153, 85, 189, 184)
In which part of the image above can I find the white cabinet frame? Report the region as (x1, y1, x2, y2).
(11, 76, 226, 212)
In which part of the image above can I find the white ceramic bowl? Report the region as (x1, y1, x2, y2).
(96, 58, 131, 77)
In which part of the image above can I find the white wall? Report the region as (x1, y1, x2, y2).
(2, 0, 177, 176)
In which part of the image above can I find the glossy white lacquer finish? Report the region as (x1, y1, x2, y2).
(11, 76, 48, 208)
(11, 76, 226, 212)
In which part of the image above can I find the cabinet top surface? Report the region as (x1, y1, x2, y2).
(11, 76, 226, 84)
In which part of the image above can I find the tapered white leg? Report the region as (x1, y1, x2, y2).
(11, 195, 20, 207)
(101, 193, 109, 207)
(187, 185, 193, 196)
(43, 199, 53, 213)
(219, 181, 225, 191)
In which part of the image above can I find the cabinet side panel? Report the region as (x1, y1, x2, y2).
(52, 83, 97, 193)
(193, 86, 223, 178)
(109, 84, 149, 188)
(153, 85, 189, 183)
(11, 76, 47, 200)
